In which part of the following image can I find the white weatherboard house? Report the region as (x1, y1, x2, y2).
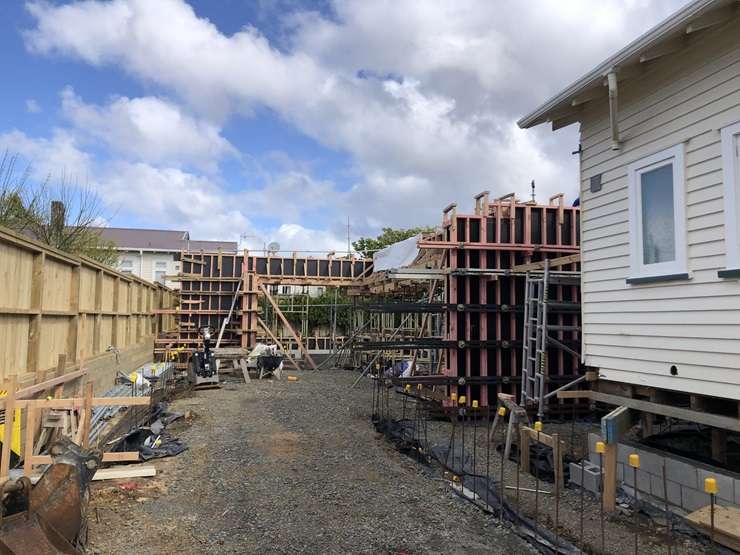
(520, 0, 740, 402)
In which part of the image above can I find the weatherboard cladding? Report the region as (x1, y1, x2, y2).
(577, 14, 740, 399)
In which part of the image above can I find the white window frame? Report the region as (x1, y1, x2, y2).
(627, 144, 687, 281)
(153, 260, 168, 284)
(120, 258, 134, 274)
(721, 121, 740, 270)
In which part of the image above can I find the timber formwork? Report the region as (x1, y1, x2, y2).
(155, 250, 373, 365)
(418, 192, 581, 411)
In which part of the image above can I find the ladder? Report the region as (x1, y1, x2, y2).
(520, 259, 582, 419)
(521, 260, 550, 418)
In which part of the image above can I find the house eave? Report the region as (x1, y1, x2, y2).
(518, 0, 732, 129)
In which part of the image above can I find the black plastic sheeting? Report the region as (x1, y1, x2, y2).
(374, 416, 582, 555)
(115, 428, 187, 460)
(112, 406, 188, 461)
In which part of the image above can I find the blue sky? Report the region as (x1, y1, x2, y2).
(0, 0, 687, 252)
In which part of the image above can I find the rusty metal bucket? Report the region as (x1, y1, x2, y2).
(0, 439, 101, 555)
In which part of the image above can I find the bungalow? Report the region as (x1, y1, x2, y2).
(519, 0, 740, 404)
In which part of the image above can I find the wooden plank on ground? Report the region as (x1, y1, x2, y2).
(31, 451, 140, 465)
(92, 465, 156, 480)
(685, 505, 740, 552)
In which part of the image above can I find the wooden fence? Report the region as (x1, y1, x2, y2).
(0, 225, 175, 387)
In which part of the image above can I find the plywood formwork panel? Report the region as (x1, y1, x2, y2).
(78, 267, 98, 312)
(431, 195, 581, 411)
(0, 315, 29, 379)
(0, 225, 174, 389)
(100, 275, 115, 312)
(41, 259, 73, 312)
(77, 314, 95, 360)
(38, 317, 70, 371)
(116, 317, 129, 348)
(0, 240, 33, 310)
(162, 251, 373, 360)
(98, 316, 113, 350)
(119, 281, 130, 314)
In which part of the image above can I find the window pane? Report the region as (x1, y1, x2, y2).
(641, 163, 675, 264)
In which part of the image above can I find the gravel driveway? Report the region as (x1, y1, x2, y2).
(87, 369, 532, 554)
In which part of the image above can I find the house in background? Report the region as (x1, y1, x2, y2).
(94, 227, 237, 289)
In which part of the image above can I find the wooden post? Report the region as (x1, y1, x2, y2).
(711, 428, 727, 465)
(55, 353, 67, 378)
(409, 279, 438, 375)
(67, 266, 80, 365)
(552, 432, 563, 488)
(1, 375, 18, 480)
(259, 285, 318, 370)
(602, 443, 617, 512)
(23, 406, 37, 477)
(80, 382, 93, 448)
(93, 270, 103, 354)
(112, 276, 120, 347)
(519, 426, 530, 473)
(28, 252, 46, 383)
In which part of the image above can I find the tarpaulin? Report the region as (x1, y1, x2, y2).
(373, 234, 421, 271)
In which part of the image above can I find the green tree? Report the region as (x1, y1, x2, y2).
(352, 226, 434, 258)
(275, 289, 353, 332)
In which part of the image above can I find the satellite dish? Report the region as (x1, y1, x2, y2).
(267, 241, 280, 255)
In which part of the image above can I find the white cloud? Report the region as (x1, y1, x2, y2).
(0, 129, 92, 181)
(23, 0, 688, 239)
(0, 127, 347, 251)
(239, 171, 336, 222)
(270, 224, 348, 254)
(60, 87, 235, 171)
(25, 99, 42, 113)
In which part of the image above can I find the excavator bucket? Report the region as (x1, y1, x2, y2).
(0, 439, 101, 555)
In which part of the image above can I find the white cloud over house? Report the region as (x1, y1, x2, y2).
(21, 0, 687, 247)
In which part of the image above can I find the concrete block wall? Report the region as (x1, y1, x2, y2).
(582, 433, 740, 513)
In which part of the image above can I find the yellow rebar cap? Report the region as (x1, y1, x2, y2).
(498, 407, 506, 417)
(458, 395, 467, 405)
(472, 400, 479, 409)
(595, 441, 605, 454)
(704, 477, 718, 494)
(417, 384, 422, 390)
(450, 393, 457, 402)
(534, 421, 543, 432)
(404, 384, 411, 392)
(628, 453, 640, 468)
